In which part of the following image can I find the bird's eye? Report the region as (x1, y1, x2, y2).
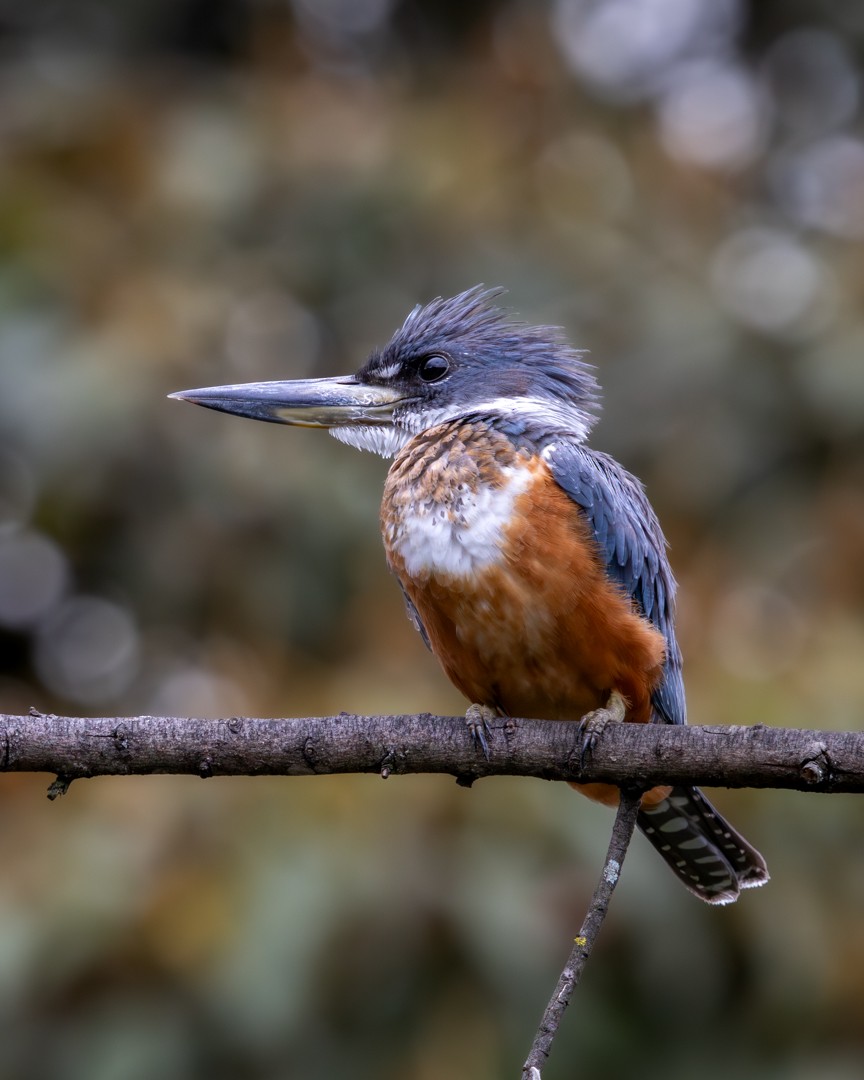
(418, 354, 450, 383)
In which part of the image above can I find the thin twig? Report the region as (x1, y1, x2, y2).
(522, 788, 643, 1078)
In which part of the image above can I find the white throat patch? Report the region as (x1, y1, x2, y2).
(330, 424, 412, 458)
(383, 463, 533, 580)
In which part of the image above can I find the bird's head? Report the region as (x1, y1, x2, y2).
(170, 286, 601, 457)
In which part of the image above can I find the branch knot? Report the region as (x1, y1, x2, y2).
(800, 749, 830, 786)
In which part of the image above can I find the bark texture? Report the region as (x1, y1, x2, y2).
(2, 711, 861, 794)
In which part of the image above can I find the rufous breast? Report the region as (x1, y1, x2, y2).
(381, 421, 666, 727)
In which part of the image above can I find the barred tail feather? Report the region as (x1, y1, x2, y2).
(638, 786, 769, 905)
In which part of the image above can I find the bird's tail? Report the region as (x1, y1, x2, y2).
(638, 786, 769, 904)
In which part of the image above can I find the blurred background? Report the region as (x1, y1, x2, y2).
(0, 1, 863, 1077)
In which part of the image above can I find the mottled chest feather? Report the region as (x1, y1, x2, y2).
(380, 419, 667, 728)
(381, 422, 536, 580)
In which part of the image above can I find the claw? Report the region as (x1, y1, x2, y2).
(578, 690, 626, 769)
(465, 703, 496, 760)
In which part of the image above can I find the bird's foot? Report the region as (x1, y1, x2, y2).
(578, 690, 627, 769)
(465, 703, 496, 760)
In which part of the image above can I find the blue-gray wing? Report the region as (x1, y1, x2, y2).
(544, 441, 686, 726)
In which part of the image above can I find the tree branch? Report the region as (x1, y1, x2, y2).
(1, 710, 862, 794)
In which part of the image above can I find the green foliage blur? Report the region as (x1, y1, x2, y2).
(1, 2, 863, 1077)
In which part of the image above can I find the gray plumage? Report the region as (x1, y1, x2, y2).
(359, 285, 602, 443)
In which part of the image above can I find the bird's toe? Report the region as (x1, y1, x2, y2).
(465, 703, 496, 760)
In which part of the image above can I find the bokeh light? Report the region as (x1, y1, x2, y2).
(772, 134, 864, 238)
(551, 0, 743, 104)
(763, 29, 860, 137)
(657, 59, 768, 170)
(0, 529, 68, 629)
(33, 596, 140, 704)
(709, 226, 836, 338)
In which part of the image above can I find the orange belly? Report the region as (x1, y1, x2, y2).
(384, 453, 669, 807)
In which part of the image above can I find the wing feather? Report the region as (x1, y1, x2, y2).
(398, 580, 433, 652)
(544, 441, 686, 726)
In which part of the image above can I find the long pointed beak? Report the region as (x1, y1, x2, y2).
(168, 376, 404, 428)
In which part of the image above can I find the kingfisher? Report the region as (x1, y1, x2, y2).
(171, 286, 768, 904)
